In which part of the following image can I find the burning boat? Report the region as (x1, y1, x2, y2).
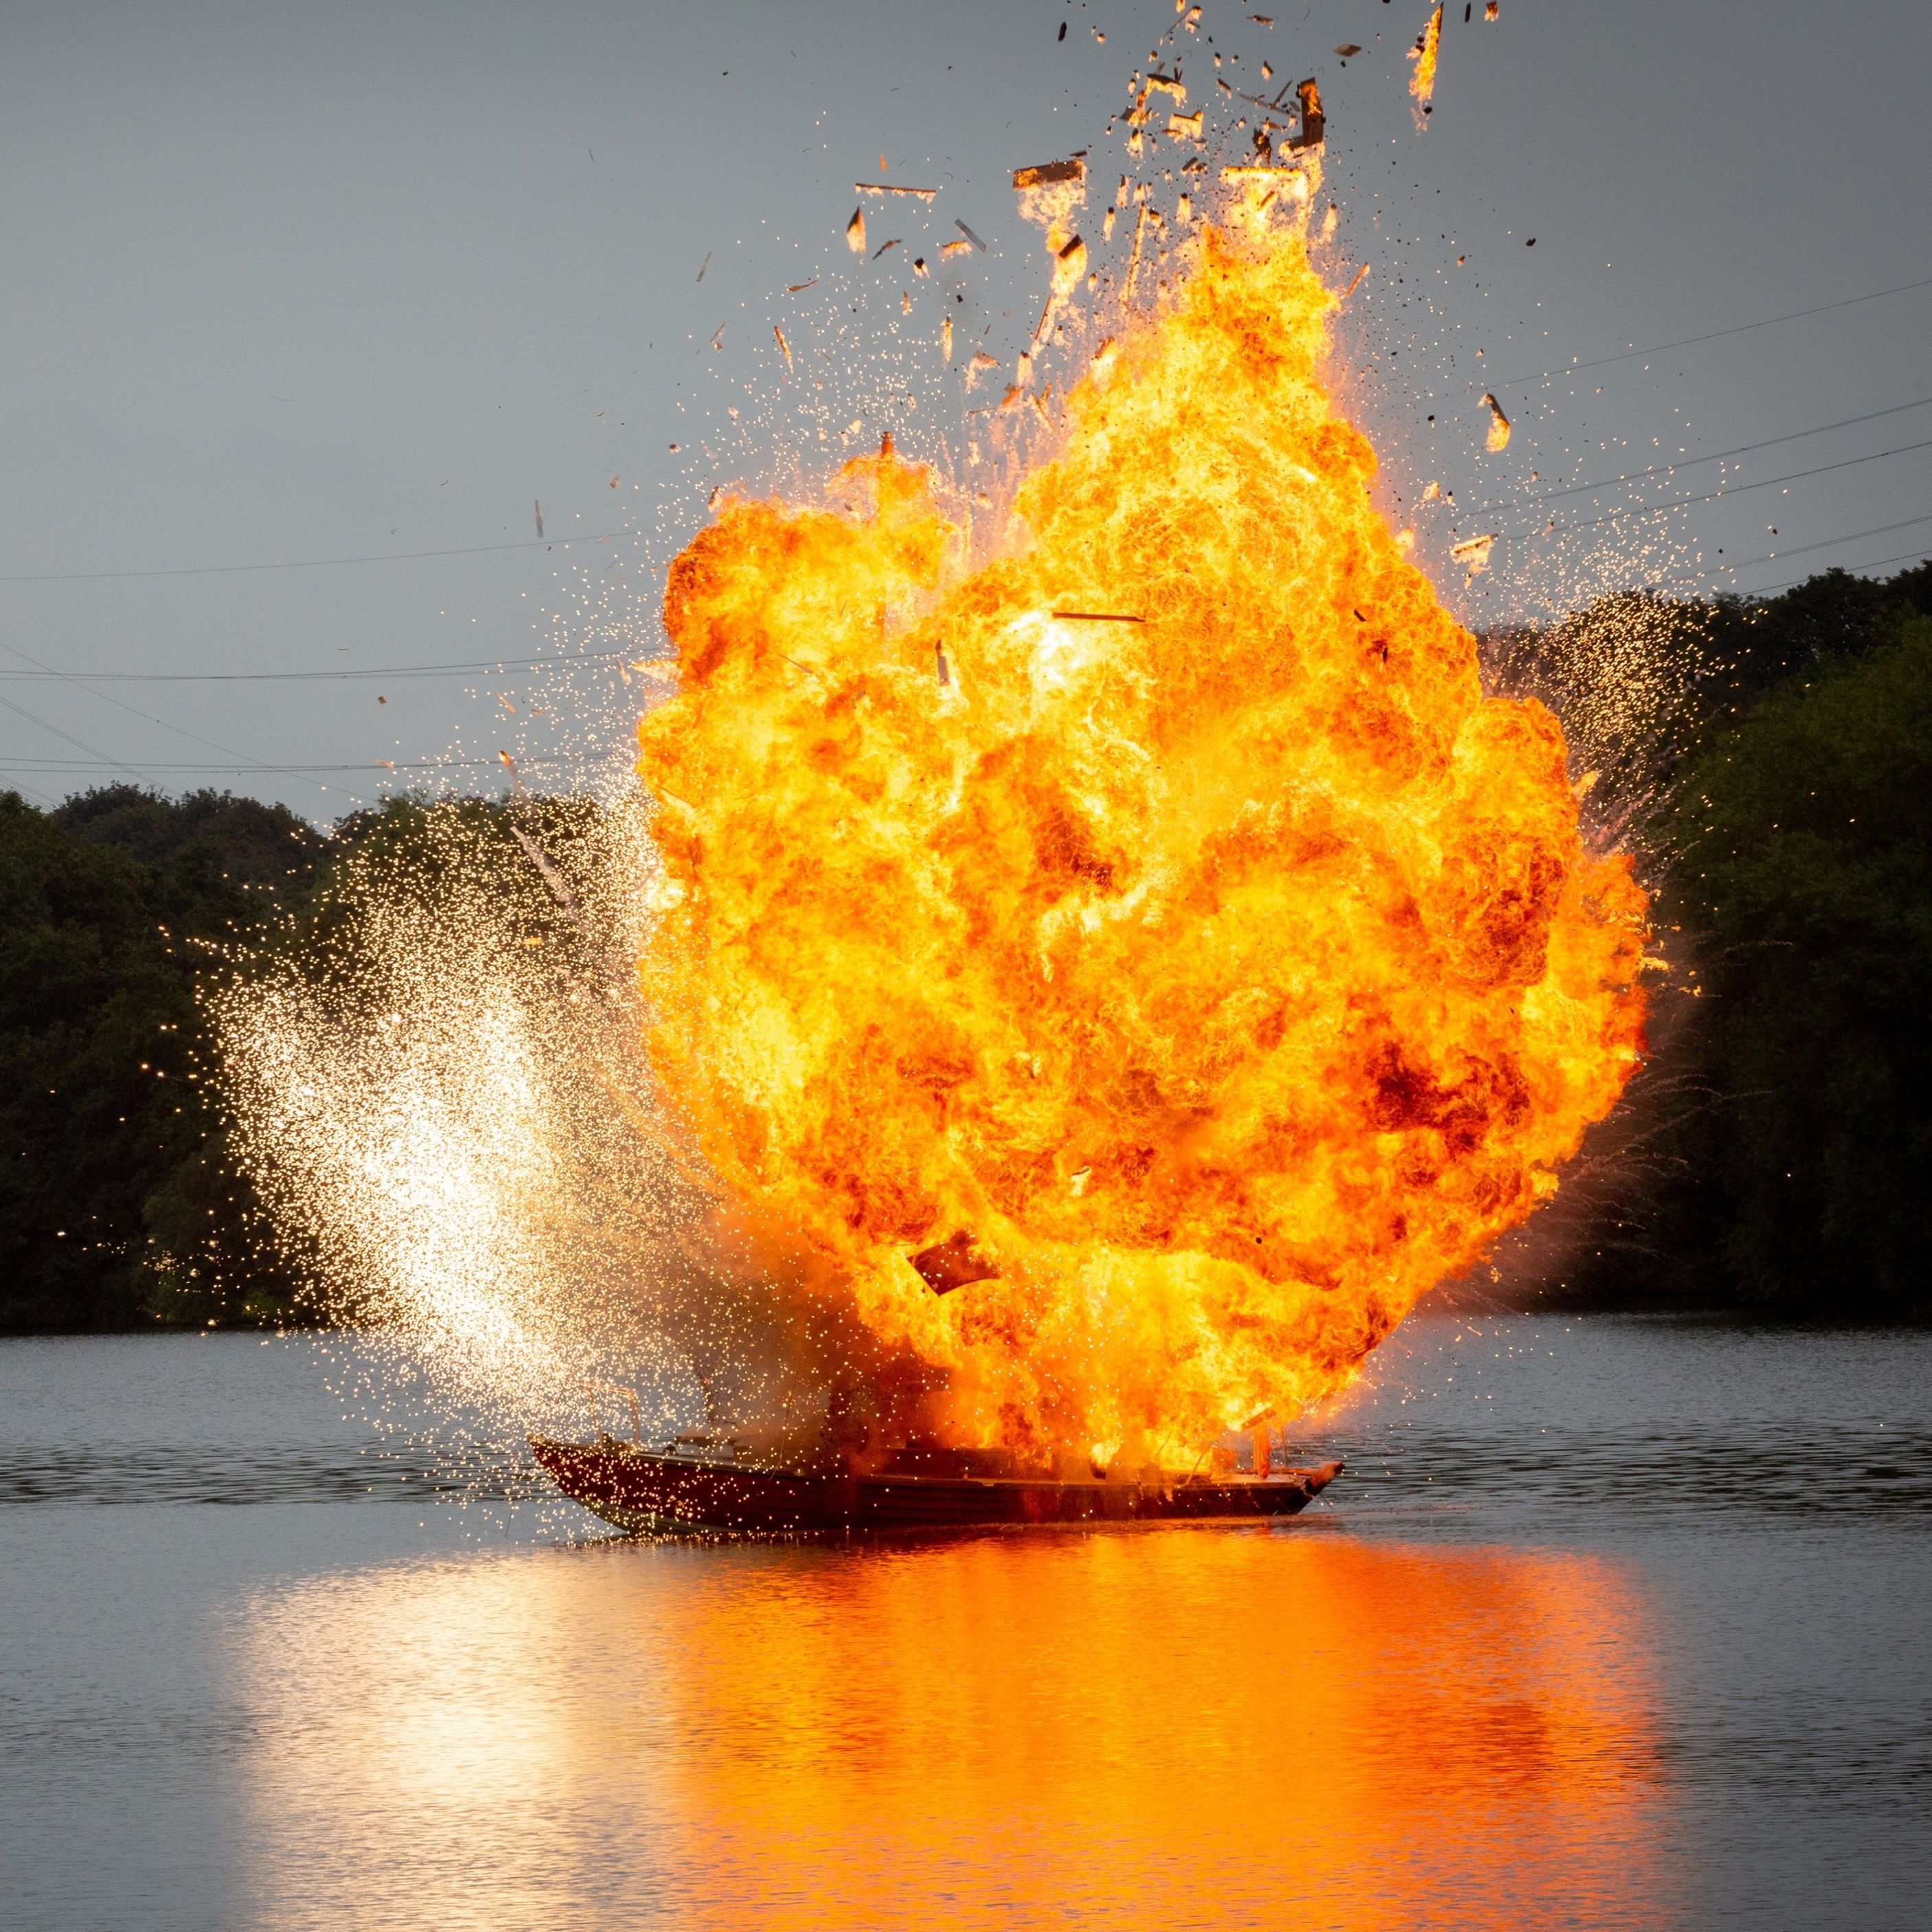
(531, 1428, 1343, 1536)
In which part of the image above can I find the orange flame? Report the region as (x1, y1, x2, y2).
(635, 207, 1646, 1464)
(1409, 5, 1444, 120)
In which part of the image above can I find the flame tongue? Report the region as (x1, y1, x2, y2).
(637, 220, 1646, 1465)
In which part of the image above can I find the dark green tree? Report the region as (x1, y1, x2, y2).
(1672, 615, 1932, 1311)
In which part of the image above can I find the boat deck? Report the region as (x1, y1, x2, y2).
(530, 1434, 1344, 1536)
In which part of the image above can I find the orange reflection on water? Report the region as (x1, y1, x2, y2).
(238, 1529, 1674, 1929)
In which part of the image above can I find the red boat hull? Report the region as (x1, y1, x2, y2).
(530, 1435, 1343, 1536)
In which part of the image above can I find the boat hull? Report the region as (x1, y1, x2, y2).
(530, 1435, 1343, 1536)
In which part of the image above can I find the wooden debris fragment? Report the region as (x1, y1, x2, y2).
(1289, 78, 1324, 149)
(1341, 262, 1370, 299)
(856, 181, 940, 200)
(773, 324, 793, 372)
(787, 277, 819, 292)
(1451, 532, 1497, 575)
(942, 238, 974, 257)
(845, 207, 865, 252)
(1481, 392, 1512, 452)
(1336, 44, 1361, 57)
(1013, 157, 1086, 191)
(909, 1230, 999, 1296)
(873, 237, 901, 258)
(1166, 109, 1205, 141)
(954, 219, 988, 251)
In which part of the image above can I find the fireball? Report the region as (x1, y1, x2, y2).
(636, 203, 1647, 1466)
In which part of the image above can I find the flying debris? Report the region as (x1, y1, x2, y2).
(1012, 157, 1086, 192)
(856, 181, 940, 201)
(874, 238, 902, 258)
(909, 1229, 1001, 1297)
(1486, 1, 1499, 16)
(942, 314, 952, 361)
(1289, 78, 1324, 149)
(534, 499, 543, 539)
(1451, 532, 1498, 576)
(1336, 44, 1361, 56)
(1481, 392, 1512, 451)
(1167, 109, 1205, 141)
(942, 238, 974, 257)
(1409, 5, 1444, 117)
(696, 251, 711, 282)
(954, 219, 988, 251)
(773, 325, 793, 372)
(711, 323, 726, 349)
(787, 277, 819, 293)
(845, 207, 866, 252)
(1341, 262, 1370, 299)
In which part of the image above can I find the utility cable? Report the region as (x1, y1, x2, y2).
(0, 648, 635, 685)
(0, 637, 336, 797)
(1646, 511, 1932, 592)
(0, 533, 595, 587)
(1472, 394, 1932, 516)
(1497, 436, 1932, 541)
(1480, 274, 1932, 392)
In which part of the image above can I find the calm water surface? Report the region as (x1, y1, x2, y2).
(2, 1316, 1927, 1931)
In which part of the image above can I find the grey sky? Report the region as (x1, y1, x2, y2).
(1, 0, 1927, 818)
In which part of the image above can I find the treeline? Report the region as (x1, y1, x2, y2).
(1493, 562, 1932, 1317)
(3, 562, 1929, 1331)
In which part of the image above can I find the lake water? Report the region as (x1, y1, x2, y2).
(2, 1315, 1927, 1930)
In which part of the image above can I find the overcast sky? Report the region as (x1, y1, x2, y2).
(1, 0, 1927, 819)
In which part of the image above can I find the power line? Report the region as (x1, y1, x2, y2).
(1498, 436, 1932, 541)
(0, 649, 636, 685)
(0, 692, 149, 787)
(1481, 273, 1932, 392)
(1474, 394, 1932, 516)
(0, 637, 337, 797)
(0, 755, 592, 774)
(1648, 511, 1932, 591)
(1752, 547, 1931, 598)
(0, 533, 602, 587)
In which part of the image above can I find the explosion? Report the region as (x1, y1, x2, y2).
(634, 192, 1649, 1465)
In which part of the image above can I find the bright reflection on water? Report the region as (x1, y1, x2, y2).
(238, 1532, 1670, 1930)
(3, 1318, 1929, 1931)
